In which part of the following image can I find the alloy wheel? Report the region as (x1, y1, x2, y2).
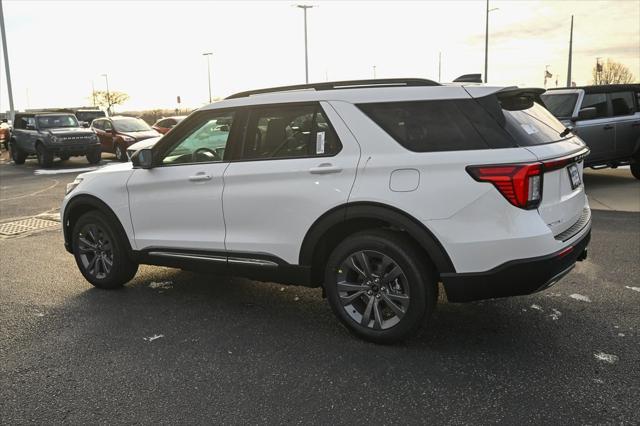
(336, 250, 410, 330)
(77, 223, 114, 279)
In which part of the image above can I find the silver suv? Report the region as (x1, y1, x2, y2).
(542, 84, 640, 179)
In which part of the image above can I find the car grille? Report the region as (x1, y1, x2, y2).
(554, 208, 591, 242)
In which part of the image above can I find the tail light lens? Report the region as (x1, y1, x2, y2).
(467, 163, 543, 209)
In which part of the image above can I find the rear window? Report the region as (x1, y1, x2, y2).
(540, 93, 578, 119)
(501, 101, 568, 146)
(357, 99, 515, 152)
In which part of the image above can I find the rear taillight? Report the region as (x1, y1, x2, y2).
(467, 163, 543, 209)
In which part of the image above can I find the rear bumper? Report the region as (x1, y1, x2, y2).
(441, 227, 591, 302)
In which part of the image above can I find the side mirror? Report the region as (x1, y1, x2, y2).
(131, 148, 153, 169)
(82, 121, 90, 128)
(26, 124, 36, 130)
(574, 107, 597, 121)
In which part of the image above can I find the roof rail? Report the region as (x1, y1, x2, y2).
(225, 78, 440, 100)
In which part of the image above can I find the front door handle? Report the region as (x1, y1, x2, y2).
(188, 172, 212, 182)
(603, 125, 614, 130)
(309, 163, 343, 174)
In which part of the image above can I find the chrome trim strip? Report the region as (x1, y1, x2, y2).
(228, 257, 279, 268)
(148, 251, 227, 263)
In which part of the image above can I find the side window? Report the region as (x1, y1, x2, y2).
(161, 112, 234, 165)
(242, 104, 341, 160)
(581, 93, 608, 118)
(93, 120, 103, 130)
(610, 92, 635, 116)
(13, 116, 25, 129)
(103, 121, 113, 131)
(157, 119, 169, 128)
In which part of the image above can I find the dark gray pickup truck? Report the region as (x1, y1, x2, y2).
(9, 112, 102, 168)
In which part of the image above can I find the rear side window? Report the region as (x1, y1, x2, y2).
(242, 104, 342, 160)
(357, 100, 515, 152)
(610, 92, 635, 116)
(581, 93, 608, 118)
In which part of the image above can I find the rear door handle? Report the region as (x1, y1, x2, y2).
(603, 125, 614, 130)
(309, 163, 343, 174)
(188, 172, 212, 182)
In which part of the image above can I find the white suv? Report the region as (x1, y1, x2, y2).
(61, 79, 591, 343)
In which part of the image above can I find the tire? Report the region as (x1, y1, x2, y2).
(86, 149, 101, 164)
(10, 141, 26, 165)
(71, 211, 138, 289)
(59, 154, 70, 161)
(36, 143, 53, 168)
(324, 229, 437, 343)
(114, 143, 126, 162)
(631, 163, 640, 180)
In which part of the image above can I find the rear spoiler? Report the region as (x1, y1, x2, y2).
(496, 87, 546, 110)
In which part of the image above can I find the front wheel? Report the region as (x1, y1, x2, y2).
(631, 163, 640, 180)
(72, 211, 138, 289)
(114, 143, 127, 162)
(36, 144, 53, 168)
(86, 149, 101, 164)
(324, 230, 436, 343)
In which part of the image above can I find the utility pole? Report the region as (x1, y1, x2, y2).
(0, 0, 15, 123)
(297, 5, 313, 83)
(438, 51, 442, 83)
(596, 57, 602, 85)
(101, 74, 110, 115)
(566, 15, 573, 87)
(91, 81, 96, 106)
(373, 65, 377, 79)
(484, 0, 498, 83)
(203, 52, 213, 103)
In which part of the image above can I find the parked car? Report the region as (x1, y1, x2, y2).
(74, 109, 107, 127)
(152, 116, 187, 134)
(0, 120, 11, 150)
(542, 84, 640, 179)
(126, 136, 161, 160)
(62, 78, 591, 343)
(91, 116, 161, 161)
(10, 112, 101, 167)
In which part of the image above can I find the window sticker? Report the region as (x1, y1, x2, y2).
(316, 131, 325, 154)
(520, 123, 539, 135)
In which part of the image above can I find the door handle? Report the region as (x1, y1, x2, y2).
(603, 125, 614, 130)
(309, 163, 343, 174)
(188, 172, 212, 182)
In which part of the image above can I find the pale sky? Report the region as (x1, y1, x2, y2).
(1, 0, 638, 112)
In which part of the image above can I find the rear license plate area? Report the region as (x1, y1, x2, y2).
(567, 164, 581, 189)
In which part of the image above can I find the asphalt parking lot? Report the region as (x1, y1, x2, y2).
(1, 153, 639, 424)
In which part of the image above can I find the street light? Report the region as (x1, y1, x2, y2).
(296, 5, 313, 84)
(101, 74, 110, 115)
(203, 52, 213, 104)
(0, 0, 15, 123)
(484, 0, 499, 83)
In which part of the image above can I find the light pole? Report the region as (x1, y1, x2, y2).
(484, 0, 498, 83)
(297, 5, 313, 83)
(101, 74, 110, 115)
(373, 65, 377, 79)
(203, 52, 213, 103)
(0, 0, 15, 123)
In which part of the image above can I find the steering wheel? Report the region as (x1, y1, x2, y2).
(193, 147, 220, 162)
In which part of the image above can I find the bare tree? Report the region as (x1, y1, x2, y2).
(592, 59, 635, 85)
(91, 90, 130, 114)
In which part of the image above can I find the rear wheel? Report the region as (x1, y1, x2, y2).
(324, 230, 436, 343)
(631, 163, 640, 180)
(36, 143, 53, 168)
(72, 211, 138, 289)
(86, 149, 101, 164)
(114, 143, 126, 162)
(10, 141, 26, 165)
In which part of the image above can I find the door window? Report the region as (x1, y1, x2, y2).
(610, 92, 635, 116)
(93, 120, 103, 130)
(242, 104, 341, 160)
(581, 93, 608, 118)
(161, 112, 234, 165)
(103, 121, 113, 131)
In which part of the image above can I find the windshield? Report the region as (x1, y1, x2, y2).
(540, 93, 579, 119)
(113, 118, 151, 132)
(37, 115, 79, 129)
(75, 111, 105, 124)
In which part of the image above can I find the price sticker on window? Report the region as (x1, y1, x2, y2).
(316, 131, 325, 154)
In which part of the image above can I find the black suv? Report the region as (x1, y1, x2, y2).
(10, 112, 101, 167)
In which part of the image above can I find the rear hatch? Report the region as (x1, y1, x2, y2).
(468, 87, 590, 237)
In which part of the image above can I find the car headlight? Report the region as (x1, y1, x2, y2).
(66, 177, 83, 194)
(122, 135, 135, 142)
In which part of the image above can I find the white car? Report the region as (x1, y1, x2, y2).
(61, 78, 591, 343)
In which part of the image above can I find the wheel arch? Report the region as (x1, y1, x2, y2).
(63, 194, 133, 256)
(299, 202, 455, 285)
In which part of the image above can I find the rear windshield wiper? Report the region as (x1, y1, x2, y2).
(559, 127, 574, 138)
